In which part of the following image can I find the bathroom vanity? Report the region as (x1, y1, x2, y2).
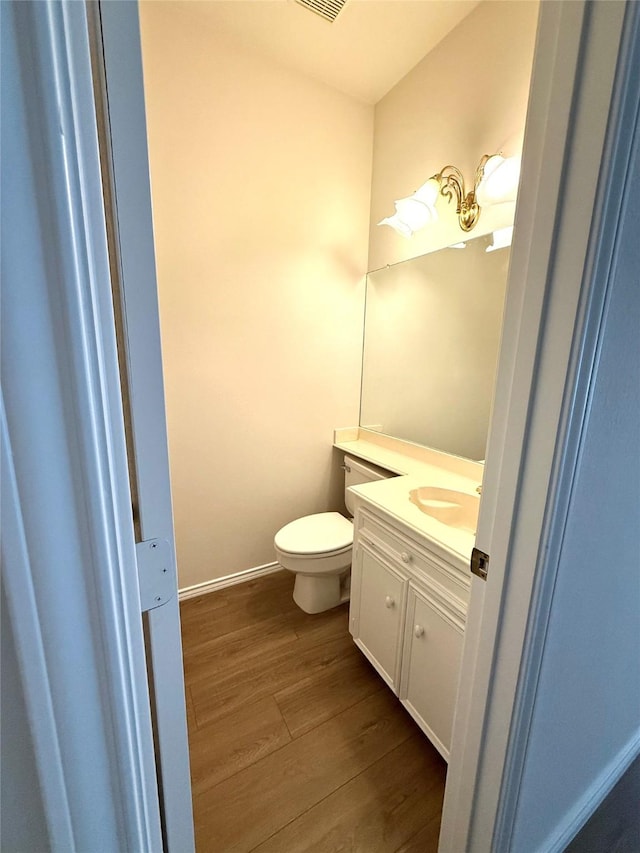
(338, 231, 507, 760)
(334, 428, 481, 761)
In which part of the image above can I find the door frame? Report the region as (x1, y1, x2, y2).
(2, 1, 164, 849)
(440, 2, 638, 849)
(89, 2, 195, 850)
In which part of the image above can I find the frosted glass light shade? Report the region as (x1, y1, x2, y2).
(393, 197, 436, 232)
(378, 213, 413, 238)
(477, 154, 521, 206)
(378, 182, 438, 237)
(413, 179, 440, 208)
(391, 179, 438, 233)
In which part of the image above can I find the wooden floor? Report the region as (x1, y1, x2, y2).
(180, 570, 447, 853)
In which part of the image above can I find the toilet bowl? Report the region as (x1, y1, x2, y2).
(274, 512, 353, 614)
(274, 456, 394, 614)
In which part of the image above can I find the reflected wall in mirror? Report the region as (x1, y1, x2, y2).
(360, 233, 509, 461)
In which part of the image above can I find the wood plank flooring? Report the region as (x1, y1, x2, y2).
(180, 570, 446, 853)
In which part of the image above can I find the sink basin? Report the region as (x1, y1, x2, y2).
(409, 486, 480, 533)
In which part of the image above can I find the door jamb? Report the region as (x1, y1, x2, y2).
(440, 2, 634, 849)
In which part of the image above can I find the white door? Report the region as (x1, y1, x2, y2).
(2, 1, 189, 849)
(90, 3, 195, 850)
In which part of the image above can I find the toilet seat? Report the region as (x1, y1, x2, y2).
(274, 512, 353, 556)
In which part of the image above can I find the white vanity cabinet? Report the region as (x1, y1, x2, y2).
(351, 543, 407, 690)
(349, 504, 469, 761)
(400, 583, 465, 758)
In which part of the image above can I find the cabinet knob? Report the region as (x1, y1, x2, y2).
(401, 551, 411, 564)
(414, 625, 425, 638)
(385, 595, 395, 609)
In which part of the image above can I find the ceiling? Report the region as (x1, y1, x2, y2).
(181, 0, 481, 104)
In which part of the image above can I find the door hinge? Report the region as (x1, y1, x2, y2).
(471, 547, 490, 581)
(135, 538, 175, 612)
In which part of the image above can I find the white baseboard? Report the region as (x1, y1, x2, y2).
(545, 729, 640, 852)
(178, 562, 282, 601)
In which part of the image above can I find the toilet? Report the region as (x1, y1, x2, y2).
(274, 455, 394, 614)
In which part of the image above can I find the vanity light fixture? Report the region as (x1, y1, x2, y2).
(379, 153, 521, 236)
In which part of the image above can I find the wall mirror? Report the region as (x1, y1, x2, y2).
(360, 232, 510, 461)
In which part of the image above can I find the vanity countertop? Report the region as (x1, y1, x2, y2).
(334, 429, 482, 571)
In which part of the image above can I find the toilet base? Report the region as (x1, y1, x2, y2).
(340, 571, 351, 604)
(293, 573, 345, 614)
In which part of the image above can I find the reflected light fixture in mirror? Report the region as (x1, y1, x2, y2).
(486, 225, 514, 253)
(379, 152, 521, 235)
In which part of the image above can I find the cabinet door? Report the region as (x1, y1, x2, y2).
(401, 585, 464, 760)
(354, 546, 406, 691)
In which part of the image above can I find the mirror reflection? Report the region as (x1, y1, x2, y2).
(360, 233, 510, 461)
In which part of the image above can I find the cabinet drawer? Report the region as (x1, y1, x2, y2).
(354, 546, 406, 691)
(400, 584, 464, 760)
(358, 507, 470, 607)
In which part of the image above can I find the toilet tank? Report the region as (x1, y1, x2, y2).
(344, 455, 396, 516)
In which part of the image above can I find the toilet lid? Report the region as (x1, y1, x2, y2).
(275, 512, 353, 556)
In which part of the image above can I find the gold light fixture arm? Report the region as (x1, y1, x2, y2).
(434, 153, 495, 233)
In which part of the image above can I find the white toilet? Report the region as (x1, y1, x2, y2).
(274, 455, 394, 614)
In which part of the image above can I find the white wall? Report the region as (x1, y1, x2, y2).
(510, 118, 640, 851)
(139, 3, 373, 588)
(368, 0, 538, 271)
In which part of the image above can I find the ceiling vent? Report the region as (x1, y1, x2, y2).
(295, 0, 348, 23)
